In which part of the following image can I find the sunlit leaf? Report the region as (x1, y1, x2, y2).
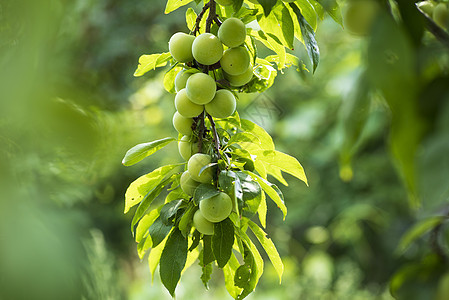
(186, 7, 197, 31)
(165, 0, 194, 14)
(213, 218, 235, 268)
(134, 53, 172, 77)
(122, 137, 176, 166)
(248, 220, 284, 283)
(124, 164, 182, 213)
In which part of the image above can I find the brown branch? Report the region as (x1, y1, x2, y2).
(193, 2, 210, 35)
(206, 1, 217, 33)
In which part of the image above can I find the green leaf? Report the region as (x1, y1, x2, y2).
(131, 175, 177, 233)
(257, 192, 267, 228)
(201, 262, 213, 289)
(236, 229, 264, 300)
(148, 216, 173, 248)
(232, 0, 244, 12)
(235, 171, 262, 219)
(189, 230, 201, 252)
(257, 0, 278, 16)
(124, 164, 182, 213)
(240, 119, 275, 150)
(148, 235, 168, 282)
(159, 228, 188, 297)
(137, 235, 153, 259)
(296, 0, 317, 31)
(308, 0, 325, 20)
(179, 205, 195, 237)
(165, 0, 194, 14)
(202, 235, 215, 265)
(258, 3, 294, 49)
(164, 66, 182, 94)
(223, 253, 243, 298)
(227, 132, 262, 151)
(254, 30, 286, 69)
(160, 199, 184, 225)
(186, 7, 197, 31)
(122, 137, 176, 166)
(193, 184, 220, 205)
(248, 220, 284, 283)
(316, 0, 342, 26)
(397, 216, 446, 254)
(253, 149, 308, 185)
(136, 208, 160, 243)
(289, 3, 319, 73)
(245, 171, 287, 219)
(213, 218, 235, 268)
(134, 53, 172, 77)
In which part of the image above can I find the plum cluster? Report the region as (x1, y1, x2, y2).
(168, 16, 255, 235)
(418, 1, 449, 29)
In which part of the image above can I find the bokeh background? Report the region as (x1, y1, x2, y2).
(1, 0, 448, 299)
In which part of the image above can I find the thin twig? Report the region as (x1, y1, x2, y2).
(206, 113, 220, 153)
(416, 5, 449, 49)
(197, 111, 206, 153)
(193, 2, 210, 35)
(206, 0, 216, 33)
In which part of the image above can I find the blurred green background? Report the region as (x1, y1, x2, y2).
(1, 0, 449, 299)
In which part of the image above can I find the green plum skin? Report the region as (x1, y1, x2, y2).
(199, 192, 233, 223)
(205, 89, 236, 119)
(343, 0, 380, 36)
(224, 65, 253, 87)
(175, 88, 204, 118)
(178, 135, 198, 161)
(172, 111, 193, 135)
(220, 47, 251, 76)
(187, 153, 213, 183)
(180, 171, 200, 196)
(433, 3, 449, 28)
(186, 73, 217, 105)
(218, 18, 246, 48)
(192, 33, 224, 65)
(169, 32, 195, 63)
(193, 210, 214, 235)
(175, 70, 192, 92)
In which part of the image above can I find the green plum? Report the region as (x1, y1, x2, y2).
(186, 73, 217, 105)
(180, 171, 200, 196)
(199, 192, 233, 223)
(178, 135, 198, 161)
(220, 46, 250, 76)
(218, 18, 246, 48)
(433, 3, 449, 28)
(205, 89, 236, 118)
(172, 111, 193, 135)
(192, 33, 224, 65)
(175, 88, 204, 118)
(343, 0, 380, 36)
(193, 210, 214, 235)
(187, 153, 213, 183)
(224, 64, 253, 87)
(175, 70, 192, 92)
(168, 32, 195, 63)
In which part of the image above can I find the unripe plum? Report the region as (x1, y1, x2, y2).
(186, 73, 217, 105)
(199, 192, 233, 223)
(215, 0, 233, 5)
(169, 32, 195, 63)
(178, 135, 198, 161)
(417, 0, 436, 16)
(343, 0, 380, 36)
(180, 171, 200, 196)
(175, 89, 204, 118)
(192, 33, 224, 65)
(193, 210, 214, 235)
(433, 3, 449, 28)
(172, 111, 193, 135)
(224, 64, 253, 87)
(205, 89, 236, 118)
(175, 70, 192, 92)
(187, 153, 213, 183)
(218, 18, 246, 48)
(220, 47, 250, 76)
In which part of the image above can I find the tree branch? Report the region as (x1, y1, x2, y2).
(197, 110, 206, 153)
(416, 5, 449, 49)
(193, 2, 210, 35)
(206, 1, 217, 33)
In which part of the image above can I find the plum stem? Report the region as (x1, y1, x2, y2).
(206, 1, 217, 33)
(193, 2, 210, 35)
